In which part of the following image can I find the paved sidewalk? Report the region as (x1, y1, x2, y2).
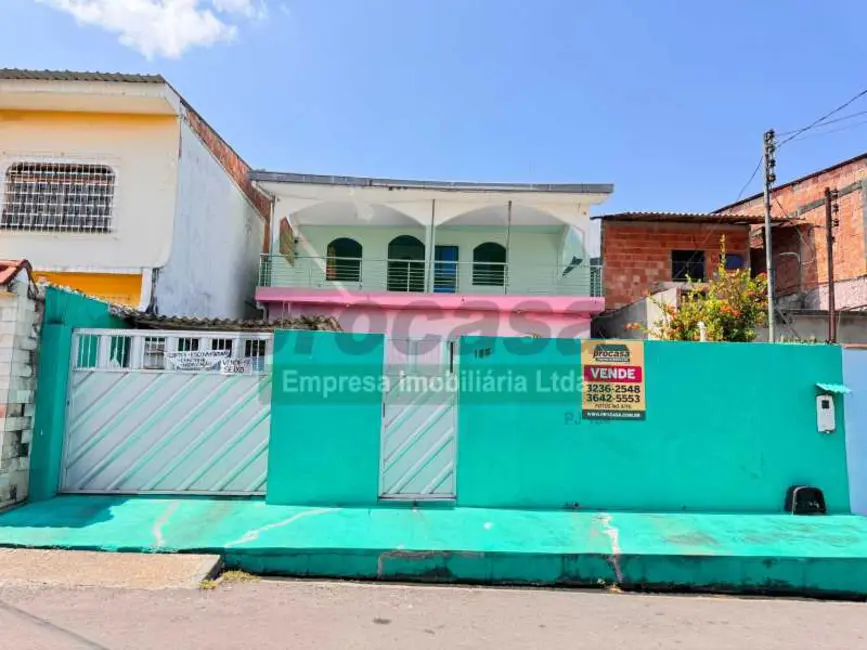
(0, 549, 220, 590)
(0, 580, 865, 649)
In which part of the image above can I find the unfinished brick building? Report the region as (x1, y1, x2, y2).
(596, 212, 762, 311)
(719, 153, 867, 310)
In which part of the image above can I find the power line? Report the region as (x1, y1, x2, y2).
(778, 85, 867, 147)
(784, 117, 867, 144)
(698, 89, 867, 336)
(777, 108, 867, 137)
(730, 94, 867, 203)
(734, 156, 763, 202)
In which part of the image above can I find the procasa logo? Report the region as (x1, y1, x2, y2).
(592, 344, 631, 364)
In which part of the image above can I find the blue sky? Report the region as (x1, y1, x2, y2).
(2, 0, 866, 213)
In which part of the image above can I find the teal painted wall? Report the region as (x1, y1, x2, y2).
(29, 288, 128, 502)
(457, 338, 850, 513)
(266, 331, 384, 506)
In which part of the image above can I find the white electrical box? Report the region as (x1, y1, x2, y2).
(817, 395, 836, 433)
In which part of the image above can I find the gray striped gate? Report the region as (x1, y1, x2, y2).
(61, 329, 272, 495)
(379, 338, 458, 500)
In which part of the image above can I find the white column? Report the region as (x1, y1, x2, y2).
(424, 200, 436, 292)
(504, 200, 513, 294)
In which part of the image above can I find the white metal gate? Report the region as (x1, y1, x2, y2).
(379, 338, 458, 500)
(62, 329, 272, 495)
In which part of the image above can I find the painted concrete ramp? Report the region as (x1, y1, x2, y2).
(0, 548, 220, 589)
(2, 497, 867, 598)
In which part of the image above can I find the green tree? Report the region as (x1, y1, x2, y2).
(634, 237, 768, 342)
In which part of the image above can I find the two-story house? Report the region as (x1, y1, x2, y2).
(0, 69, 268, 317)
(252, 172, 613, 340)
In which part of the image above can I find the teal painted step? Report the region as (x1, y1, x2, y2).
(2, 496, 867, 598)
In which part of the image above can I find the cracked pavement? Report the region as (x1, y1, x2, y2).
(0, 579, 865, 649)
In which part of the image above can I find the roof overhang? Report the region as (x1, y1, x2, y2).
(251, 171, 613, 197)
(593, 211, 775, 225)
(817, 383, 850, 395)
(0, 73, 181, 116)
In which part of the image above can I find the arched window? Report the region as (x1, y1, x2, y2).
(387, 235, 426, 292)
(473, 242, 507, 286)
(326, 237, 362, 282)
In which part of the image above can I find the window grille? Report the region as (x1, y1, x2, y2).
(244, 339, 267, 372)
(177, 337, 200, 352)
(0, 162, 115, 232)
(143, 337, 166, 370)
(210, 338, 234, 354)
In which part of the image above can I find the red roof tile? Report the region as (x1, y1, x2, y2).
(0, 259, 32, 289)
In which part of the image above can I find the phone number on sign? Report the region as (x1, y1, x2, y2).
(586, 393, 642, 404)
(586, 384, 641, 394)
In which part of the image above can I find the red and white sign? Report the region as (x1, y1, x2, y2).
(583, 365, 643, 383)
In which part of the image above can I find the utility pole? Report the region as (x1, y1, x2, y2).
(762, 130, 777, 341)
(825, 188, 839, 343)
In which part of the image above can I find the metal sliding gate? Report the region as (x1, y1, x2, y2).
(379, 337, 458, 500)
(62, 329, 273, 495)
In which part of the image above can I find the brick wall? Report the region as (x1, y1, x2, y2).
(0, 272, 41, 508)
(750, 225, 811, 296)
(723, 155, 867, 301)
(601, 221, 751, 310)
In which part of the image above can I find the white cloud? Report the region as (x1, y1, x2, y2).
(36, 0, 267, 59)
(212, 0, 266, 18)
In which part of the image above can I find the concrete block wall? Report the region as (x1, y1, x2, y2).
(0, 273, 41, 508)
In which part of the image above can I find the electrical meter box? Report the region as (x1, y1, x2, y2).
(817, 394, 836, 433)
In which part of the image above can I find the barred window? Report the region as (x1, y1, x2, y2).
(1, 162, 115, 232)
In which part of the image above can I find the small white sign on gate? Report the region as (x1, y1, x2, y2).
(220, 358, 250, 375)
(165, 350, 230, 371)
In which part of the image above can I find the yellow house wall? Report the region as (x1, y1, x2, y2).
(0, 110, 180, 271)
(34, 272, 143, 307)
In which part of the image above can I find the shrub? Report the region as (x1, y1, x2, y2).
(634, 237, 768, 342)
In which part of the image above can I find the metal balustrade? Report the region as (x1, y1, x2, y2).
(260, 255, 604, 297)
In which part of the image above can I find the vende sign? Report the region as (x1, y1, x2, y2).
(581, 340, 647, 420)
(583, 365, 643, 383)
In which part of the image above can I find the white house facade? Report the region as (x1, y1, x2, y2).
(253, 172, 613, 339)
(0, 70, 267, 318)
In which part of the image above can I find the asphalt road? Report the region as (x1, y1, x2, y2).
(0, 580, 865, 650)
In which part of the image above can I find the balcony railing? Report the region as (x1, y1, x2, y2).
(260, 255, 603, 297)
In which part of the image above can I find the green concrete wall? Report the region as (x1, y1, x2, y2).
(29, 287, 128, 502)
(267, 331, 384, 506)
(457, 338, 850, 513)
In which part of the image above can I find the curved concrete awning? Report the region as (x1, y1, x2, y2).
(254, 173, 613, 228)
